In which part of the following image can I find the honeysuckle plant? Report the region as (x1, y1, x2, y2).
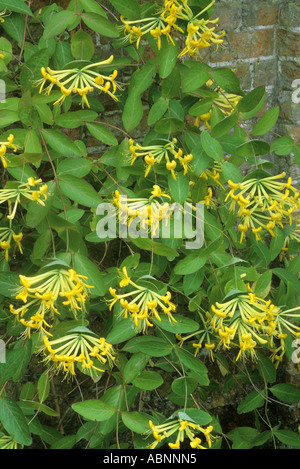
(0, 0, 299, 451)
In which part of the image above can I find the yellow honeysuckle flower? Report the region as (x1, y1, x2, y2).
(0, 134, 19, 169)
(210, 288, 300, 363)
(9, 267, 93, 338)
(41, 330, 115, 378)
(36, 56, 122, 108)
(0, 228, 23, 262)
(0, 178, 48, 220)
(127, 138, 193, 180)
(108, 266, 177, 332)
(225, 172, 300, 243)
(113, 186, 173, 236)
(145, 417, 215, 449)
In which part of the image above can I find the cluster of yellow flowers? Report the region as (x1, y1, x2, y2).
(187, 286, 300, 367)
(108, 266, 177, 331)
(146, 418, 215, 449)
(225, 172, 300, 243)
(195, 79, 241, 130)
(112, 185, 173, 236)
(0, 177, 48, 261)
(10, 267, 92, 337)
(8, 266, 115, 377)
(119, 0, 225, 57)
(128, 137, 193, 180)
(42, 329, 115, 377)
(0, 134, 18, 169)
(36, 55, 122, 108)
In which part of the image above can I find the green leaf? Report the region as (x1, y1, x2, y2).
(127, 336, 174, 357)
(272, 268, 300, 291)
(228, 427, 259, 449)
(0, 397, 32, 446)
(105, 319, 137, 345)
(20, 400, 58, 417)
(132, 371, 164, 390)
(0, 109, 19, 127)
(0, 0, 32, 15)
(221, 162, 242, 183)
(176, 348, 209, 385)
(37, 370, 50, 404)
(122, 90, 143, 132)
(211, 112, 239, 138)
(0, 340, 32, 386)
(148, 96, 169, 126)
(58, 174, 102, 208)
(1, 13, 25, 46)
(73, 253, 105, 296)
(251, 107, 279, 136)
(168, 171, 190, 203)
(154, 117, 184, 134)
(152, 314, 199, 334)
(43, 10, 76, 40)
(71, 30, 95, 60)
(0, 271, 20, 297)
(81, 12, 119, 37)
(172, 376, 198, 396)
(57, 158, 92, 177)
(179, 408, 212, 426)
(201, 131, 224, 161)
(50, 435, 77, 449)
(236, 86, 265, 113)
(55, 110, 97, 128)
(270, 136, 294, 155)
(236, 139, 270, 156)
(123, 353, 150, 384)
(79, 0, 107, 16)
(121, 412, 151, 433)
(274, 430, 300, 448)
(257, 353, 276, 383)
(159, 38, 178, 79)
(130, 237, 179, 258)
(188, 98, 214, 117)
(72, 400, 116, 421)
(269, 384, 300, 404)
(41, 129, 82, 156)
(86, 122, 118, 146)
(181, 65, 209, 93)
(237, 390, 265, 414)
(108, 0, 140, 19)
(209, 68, 243, 95)
(174, 254, 206, 275)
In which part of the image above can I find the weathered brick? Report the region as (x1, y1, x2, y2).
(277, 29, 300, 57)
(242, 0, 279, 27)
(253, 59, 278, 87)
(228, 28, 274, 59)
(279, 1, 300, 29)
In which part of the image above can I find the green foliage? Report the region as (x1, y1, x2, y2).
(0, 0, 299, 452)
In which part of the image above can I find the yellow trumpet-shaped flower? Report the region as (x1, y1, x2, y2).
(41, 329, 115, 378)
(225, 172, 300, 243)
(127, 138, 193, 180)
(0, 227, 23, 262)
(113, 186, 173, 237)
(210, 287, 300, 363)
(9, 267, 93, 338)
(36, 56, 122, 108)
(108, 266, 177, 332)
(0, 134, 19, 169)
(0, 177, 48, 220)
(145, 418, 215, 449)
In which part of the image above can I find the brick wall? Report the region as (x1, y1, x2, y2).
(188, 0, 300, 181)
